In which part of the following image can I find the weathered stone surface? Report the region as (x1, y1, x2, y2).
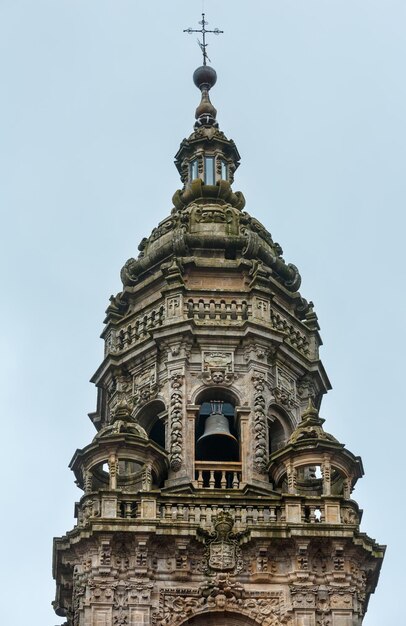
(53, 60, 384, 626)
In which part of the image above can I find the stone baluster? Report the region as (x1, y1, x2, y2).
(165, 504, 172, 520)
(209, 470, 215, 489)
(220, 471, 227, 489)
(176, 504, 183, 520)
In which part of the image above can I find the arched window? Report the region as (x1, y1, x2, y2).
(268, 415, 286, 453)
(134, 400, 167, 450)
(195, 400, 239, 462)
(268, 405, 293, 454)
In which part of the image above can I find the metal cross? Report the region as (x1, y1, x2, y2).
(183, 13, 224, 66)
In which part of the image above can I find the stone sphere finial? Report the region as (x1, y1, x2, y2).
(193, 65, 217, 90)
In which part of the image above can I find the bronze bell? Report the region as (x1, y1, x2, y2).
(196, 411, 239, 461)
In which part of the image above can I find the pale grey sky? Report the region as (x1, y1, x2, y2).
(1, 1, 404, 624)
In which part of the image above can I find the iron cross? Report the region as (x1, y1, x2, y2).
(183, 13, 224, 66)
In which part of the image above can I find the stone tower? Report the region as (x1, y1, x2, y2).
(53, 58, 385, 626)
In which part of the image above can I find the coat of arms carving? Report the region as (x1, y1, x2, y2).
(199, 511, 244, 574)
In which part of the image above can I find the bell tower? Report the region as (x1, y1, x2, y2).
(53, 16, 384, 626)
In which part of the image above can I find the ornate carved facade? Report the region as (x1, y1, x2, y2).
(53, 44, 384, 626)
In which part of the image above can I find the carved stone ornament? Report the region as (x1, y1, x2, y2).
(290, 585, 356, 614)
(341, 507, 359, 525)
(297, 373, 316, 400)
(203, 351, 233, 372)
(108, 372, 134, 416)
(132, 366, 158, 407)
(202, 351, 236, 385)
(273, 368, 295, 408)
(152, 574, 292, 626)
(272, 387, 295, 409)
(199, 512, 244, 575)
(169, 372, 184, 471)
(252, 373, 268, 474)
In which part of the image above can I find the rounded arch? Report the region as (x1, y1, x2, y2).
(267, 403, 294, 454)
(133, 399, 166, 449)
(193, 387, 241, 464)
(192, 384, 242, 407)
(179, 609, 264, 626)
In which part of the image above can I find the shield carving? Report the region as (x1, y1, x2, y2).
(209, 540, 236, 571)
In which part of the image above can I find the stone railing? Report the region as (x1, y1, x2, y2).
(157, 499, 359, 528)
(76, 493, 360, 529)
(158, 501, 281, 528)
(106, 305, 166, 354)
(185, 298, 250, 324)
(194, 461, 242, 490)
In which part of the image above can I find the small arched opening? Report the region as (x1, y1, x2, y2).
(267, 405, 293, 454)
(134, 399, 167, 450)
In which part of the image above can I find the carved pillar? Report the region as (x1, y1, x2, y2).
(286, 461, 297, 494)
(108, 454, 118, 490)
(169, 372, 184, 472)
(322, 456, 331, 496)
(252, 372, 268, 475)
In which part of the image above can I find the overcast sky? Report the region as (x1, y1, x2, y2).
(1, 1, 404, 625)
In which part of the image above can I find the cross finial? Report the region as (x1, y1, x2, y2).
(183, 13, 224, 66)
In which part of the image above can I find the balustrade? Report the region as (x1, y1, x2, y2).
(157, 501, 282, 528)
(194, 461, 242, 490)
(113, 305, 165, 352)
(77, 492, 357, 529)
(186, 298, 249, 323)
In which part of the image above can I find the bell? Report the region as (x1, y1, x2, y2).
(196, 411, 239, 461)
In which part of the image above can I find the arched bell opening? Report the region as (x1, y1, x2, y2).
(134, 399, 167, 450)
(268, 405, 293, 453)
(193, 388, 242, 490)
(195, 400, 239, 462)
